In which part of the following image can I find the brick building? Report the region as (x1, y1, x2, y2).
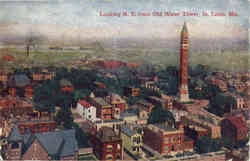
(17, 120, 56, 134)
(92, 127, 123, 161)
(220, 116, 248, 144)
(143, 124, 194, 155)
(88, 96, 113, 120)
(105, 92, 127, 113)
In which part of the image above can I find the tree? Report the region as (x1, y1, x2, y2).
(148, 103, 175, 127)
(54, 108, 73, 129)
(195, 136, 222, 154)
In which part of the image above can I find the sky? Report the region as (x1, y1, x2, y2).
(0, 0, 248, 40)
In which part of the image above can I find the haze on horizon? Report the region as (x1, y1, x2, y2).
(0, 0, 248, 51)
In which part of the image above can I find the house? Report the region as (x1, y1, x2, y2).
(4, 126, 79, 160)
(0, 96, 33, 119)
(143, 124, 194, 155)
(88, 96, 113, 120)
(92, 127, 123, 161)
(181, 115, 221, 139)
(123, 87, 140, 97)
(91, 119, 124, 135)
(105, 92, 127, 113)
(170, 109, 188, 122)
(136, 99, 155, 113)
(184, 125, 208, 143)
(221, 116, 248, 144)
(17, 120, 56, 134)
(120, 111, 138, 124)
(120, 125, 143, 155)
(76, 99, 96, 121)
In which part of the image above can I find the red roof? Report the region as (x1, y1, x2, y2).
(78, 100, 91, 108)
(2, 55, 15, 62)
(227, 116, 248, 132)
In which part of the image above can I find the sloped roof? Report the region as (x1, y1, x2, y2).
(227, 116, 248, 132)
(78, 99, 91, 108)
(8, 74, 30, 88)
(7, 125, 23, 142)
(120, 125, 136, 137)
(8, 127, 78, 158)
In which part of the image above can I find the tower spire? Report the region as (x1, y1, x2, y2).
(182, 22, 188, 33)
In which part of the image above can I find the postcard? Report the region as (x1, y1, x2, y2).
(0, 0, 249, 161)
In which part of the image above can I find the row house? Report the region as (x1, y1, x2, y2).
(170, 109, 188, 122)
(142, 81, 160, 92)
(4, 126, 78, 160)
(147, 96, 173, 110)
(184, 125, 208, 143)
(91, 119, 124, 135)
(0, 96, 33, 119)
(120, 125, 143, 155)
(220, 116, 248, 144)
(230, 95, 247, 109)
(92, 127, 123, 161)
(143, 124, 194, 155)
(17, 120, 56, 134)
(137, 75, 158, 84)
(88, 96, 113, 120)
(76, 99, 97, 121)
(181, 115, 221, 139)
(105, 92, 127, 114)
(31, 69, 55, 82)
(120, 112, 138, 124)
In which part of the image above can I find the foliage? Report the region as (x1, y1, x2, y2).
(148, 103, 175, 127)
(195, 136, 222, 154)
(54, 108, 73, 129)
(72, 123, 91, 148)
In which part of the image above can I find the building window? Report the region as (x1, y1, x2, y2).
(106, 154, 113, 160)
(133, 137, 137, 143)
(171, 145, 175, 151)
(132, 146, 137, 152)
(172, 137, 175, 143)
(107, 145, 113, 151)
(11, 143, 19, 149)
(164, 146, 168, 152)
(117, 144, 121, 150)
(178, 136, 181, 143)
(164, 137, 169, 143)
(137, 137, 141, 144)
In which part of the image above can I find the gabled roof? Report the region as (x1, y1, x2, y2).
(7, 125, 23, 142)
(78, 99, 91, 108)
(120, 125, 136, 137)
(227, 116, 248, 132)
(8, 127, 78, 158)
